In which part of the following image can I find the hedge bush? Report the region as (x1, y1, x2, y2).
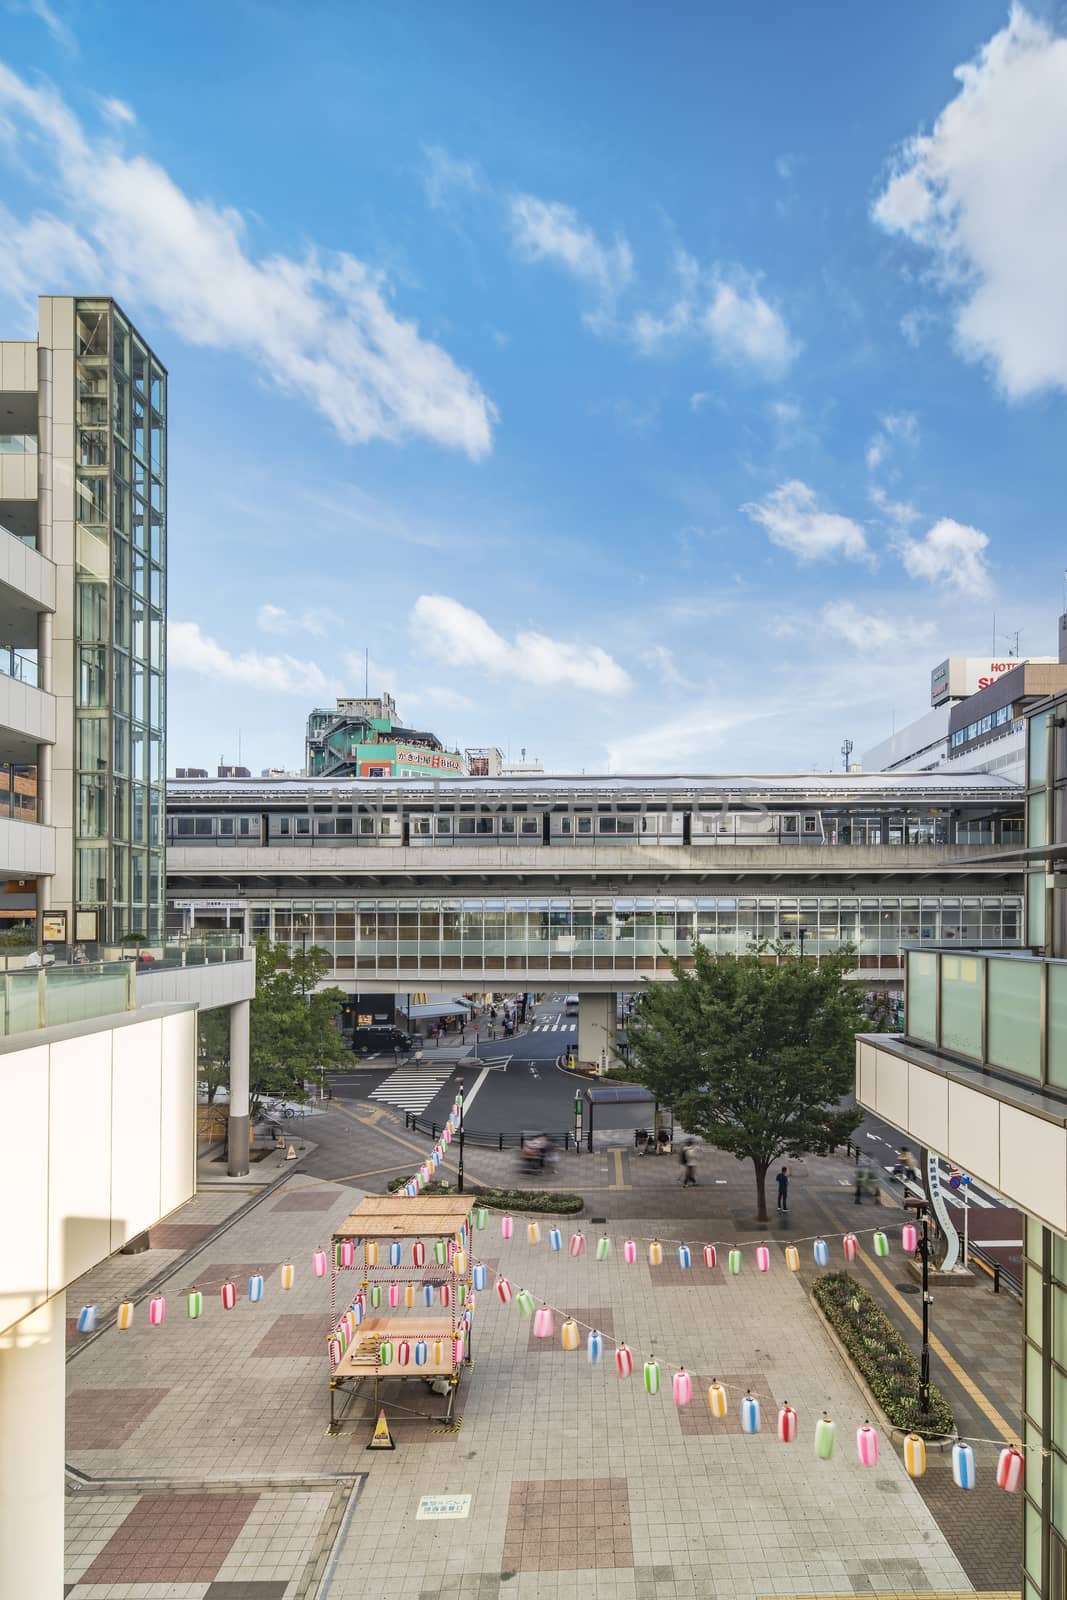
(813, 1271, 954, 1435)
(385, 1176, 583, 1213)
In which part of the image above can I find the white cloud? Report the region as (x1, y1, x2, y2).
(8, 0, 76, 51)
(507, 194, 634, 308)
(868, 483, 921, 529)
(741, 481, 870, 563)
(411, 594, 630, 694)
(99, 95, 135, 126)
(897, 517, 992, 597)
(257, 602, 336, 638)
(170, 621, 338, 695)
(632, 251, 798, 378)
(820, 600, 934, 651)
(865, 410, 919, 471)
(0, 63, 496, 458)
(872, 8, 1067, 398)
(422, 144, 483, 212)
(639, 644, 696, 690)
(689, 391, 710, 412)
(604, 698, 774, 773)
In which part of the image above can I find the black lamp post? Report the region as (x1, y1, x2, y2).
(906, 1195, 932, 1415)
(798, 926, 807, 960)
(456, 1085, 465, 1194)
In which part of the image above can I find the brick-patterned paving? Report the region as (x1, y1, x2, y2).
(252, 1313, 328, 1358)
(180, 1261, 279, 1296)
(674, 1372, 778, 1436)
(81, 1492, 257, 1584)
(148, 1221, 218, 1249)
(271, 1190, 336, 1211)
(501, 1477, 633, 1572)
(65, 1387, 169, 1450)
(205, 1583, 290, 1598)
(527, 1306, 614, 1350)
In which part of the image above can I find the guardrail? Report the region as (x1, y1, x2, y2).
(404, 1111, 575, 1152)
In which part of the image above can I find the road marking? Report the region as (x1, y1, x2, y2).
(461, 1067, 490, 1115)
(611, 1149, 624, 1188)
(369, 1068, 453, 1113)
(972, 1239, 1023, 1248)
(327, 1099, 486, 1187)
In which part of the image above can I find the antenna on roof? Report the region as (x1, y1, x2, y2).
(841, 737, 853, 772)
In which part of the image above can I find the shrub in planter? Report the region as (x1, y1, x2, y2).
(813, 1271, 954, 1436)
(385, 1177, 582, 1213)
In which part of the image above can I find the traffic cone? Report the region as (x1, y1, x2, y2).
(367, 1408, 396, 1450)
(286, 1143, 297, 1161)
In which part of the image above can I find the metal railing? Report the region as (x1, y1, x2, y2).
(404, 1111, 574, 1151)
(0, 647, 38, 688)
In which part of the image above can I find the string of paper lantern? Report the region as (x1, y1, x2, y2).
(463, 1245, 1029, 1489)
(494, 1217, 910, 1273)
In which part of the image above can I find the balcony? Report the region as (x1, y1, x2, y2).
(902, 944, 1067, 1094)
(0, 961, 135, 1037)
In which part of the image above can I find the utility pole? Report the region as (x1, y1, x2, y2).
(840, 737, 853, 772)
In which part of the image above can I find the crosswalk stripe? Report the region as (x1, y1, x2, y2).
(369, 1068, 452, 1113)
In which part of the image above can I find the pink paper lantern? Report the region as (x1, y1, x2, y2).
(388, 1283, 401, 1309)
(673, 1369, 692, 1406)
(312, 1249, 327, 1277)
(149, 1295, 166, 1326)
(777, 1404, 798, 1443)
(703, 1244, 717, 1269)
(569, 1232, 586, 1257)
(856, 1422, 879, 1466)
(533, 1306, 555, 1338)
(843, 1233, 859, 1263)
(996, 1446, 1024, 1493)
(616, 1344, 634, 1377)
(756, 1245, 770, 1272)
(439, 1283, 452, 1308)
(902, 1223, 917, 1254)
(502, 1215, 514, 1239)
(623, 1238, 637, 1264)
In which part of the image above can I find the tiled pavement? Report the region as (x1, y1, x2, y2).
(60, 1108, 1027, 1597)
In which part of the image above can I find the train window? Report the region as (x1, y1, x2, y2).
(521, 817, 539, 835)
(577, 816, 592, 835)
(477, 817, 494, 835)
(219, 817, 235, 835)
(616, 818, 635, 834)
(802, 815, 818, 834)
(335, 817, 352, 834)
(436, 817, 452, 835)
(600, 817, 616, 834)
(458, 818, 476, 835)
(359, 817, 375, 835)
(238, 817, 257, 836)
(175, 817, 195, 836)
(380, 818, 393, 836)
(277, 817, 291, 835)
(412, 818, 432, 836)
(557, 816, 572, 833)
(499, 816, 516, 834)
(781, 815, 798, 834)
(296, 817, 310, 835)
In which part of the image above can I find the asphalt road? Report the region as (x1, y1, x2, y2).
(326, 997, 655, 1145)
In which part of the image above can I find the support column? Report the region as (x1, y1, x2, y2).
(577, 992, 618, 1073)
(0, 1293, 66, 1600)
(227, 998, 251, 1177)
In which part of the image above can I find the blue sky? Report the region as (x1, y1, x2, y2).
(1, 1, 1065, 774)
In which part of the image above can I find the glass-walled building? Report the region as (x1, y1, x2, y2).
(73, 300, 166, 943)
(857, 686, 1067, 1598)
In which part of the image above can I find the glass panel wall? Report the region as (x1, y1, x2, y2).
(939, 954, 982, 1058)
(987, 957, 1041, 1079)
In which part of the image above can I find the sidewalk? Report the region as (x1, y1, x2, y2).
(60, 1103, 1023, 1597)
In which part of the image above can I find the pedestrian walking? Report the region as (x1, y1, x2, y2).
(679, 1139, 698, 1187)
(776, 1165, 789, 1212)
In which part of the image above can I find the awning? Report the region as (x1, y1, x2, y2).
(401, 1001, 471, 1020)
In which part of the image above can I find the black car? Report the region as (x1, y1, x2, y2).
(351, 1025, 416, 1055)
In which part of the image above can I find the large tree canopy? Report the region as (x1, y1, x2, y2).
(626, 943, 865, 1221)
(198, 940, 348, 1110)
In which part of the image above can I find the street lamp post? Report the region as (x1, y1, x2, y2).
(906, 1195, 932, 1415)
(798, 926, 807, 961)
(457, 1085, 465, 1195)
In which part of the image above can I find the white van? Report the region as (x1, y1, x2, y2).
(564, 994, 579, 1014)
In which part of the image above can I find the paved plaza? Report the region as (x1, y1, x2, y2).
(61, 1106, 1022, 1599)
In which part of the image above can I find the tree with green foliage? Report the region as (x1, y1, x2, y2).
(195, 940, 348, 1115)
(248, 939, 348, 1110)
(626, 943, 866, 1222)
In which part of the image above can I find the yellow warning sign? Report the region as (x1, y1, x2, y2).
(367, 1408, 396, 1450)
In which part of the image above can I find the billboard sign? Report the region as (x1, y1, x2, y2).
(931, 657, 1023, 706)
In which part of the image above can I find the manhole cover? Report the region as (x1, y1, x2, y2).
(591, 1216, 607, 1224)
(897, 1282, 920, 1294)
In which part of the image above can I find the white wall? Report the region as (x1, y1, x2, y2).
(0, 1005, 197, 1336)
(856, 1038, 1067, 1233)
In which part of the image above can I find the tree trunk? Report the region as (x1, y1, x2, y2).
(754, 1161, 770, 1225)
